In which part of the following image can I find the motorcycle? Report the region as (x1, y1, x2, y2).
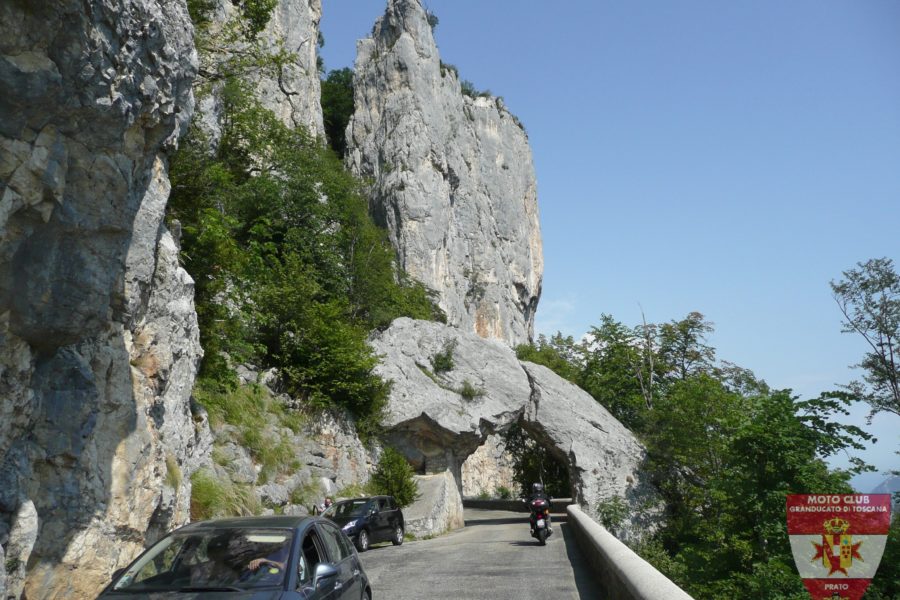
(526, 496, 552, 545)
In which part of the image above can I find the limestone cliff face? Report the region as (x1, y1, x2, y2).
(256, 0, 324, 134)
(196, 0, 324, 143)
(348, 0, 543, 347)
(0, 1, 206, 597)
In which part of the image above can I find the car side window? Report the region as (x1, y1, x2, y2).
(377, 498, 388, 511)
(335, 528, 355, 558)
(298, 530, 324, 585)
(387, 497, 396, 510)
(318, 523, 351, 562)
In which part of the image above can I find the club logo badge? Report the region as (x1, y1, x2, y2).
(787, 494, 891, 600)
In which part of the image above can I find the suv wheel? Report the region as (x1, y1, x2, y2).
(392, 525, 404, 546)
(356, 529, 370, 552)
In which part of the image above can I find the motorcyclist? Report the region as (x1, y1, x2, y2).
(526, 482, 552, 535)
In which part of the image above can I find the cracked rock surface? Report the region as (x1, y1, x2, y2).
(370, 318, 657, 533)
(348, 0, 543, 347)
(0, 1, 205, 597)
(196, 0, 324, 145)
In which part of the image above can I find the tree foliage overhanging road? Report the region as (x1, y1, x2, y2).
(515, 281, 900, 598)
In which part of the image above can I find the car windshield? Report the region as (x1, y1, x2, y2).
(324, 499, 372, 518)
(110, 528, 293, 593)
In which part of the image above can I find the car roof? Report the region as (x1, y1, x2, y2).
(336, 495, 392, 503)
(176, 515, 316, 532)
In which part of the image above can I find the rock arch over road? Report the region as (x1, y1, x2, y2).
(370, 319, 657, 534)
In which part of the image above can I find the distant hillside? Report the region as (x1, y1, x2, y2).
(871, 475, 900, 511)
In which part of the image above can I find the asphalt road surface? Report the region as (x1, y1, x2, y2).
(358, 509, 602, 599)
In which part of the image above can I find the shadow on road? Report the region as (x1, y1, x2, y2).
(508, 540, 543, 547)
(464, 516, 522, 526)
(465, 513, 569, 528)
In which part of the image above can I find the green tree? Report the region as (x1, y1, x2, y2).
(830, 257, 900, 419)
(580, 315, 655, 430)
(370, 448, 419, 508)
(168, 78, 439, 433)
(321, 67, 354, 157)
(865, 511, 900, 599)
(643, 385, 869, 599)
(515, 332, 582, 383)
(658, 311, 715, 381)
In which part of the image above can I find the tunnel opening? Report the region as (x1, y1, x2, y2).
(502, 422, 571, 499)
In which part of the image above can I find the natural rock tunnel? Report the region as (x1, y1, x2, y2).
(370, 318, 658, 526)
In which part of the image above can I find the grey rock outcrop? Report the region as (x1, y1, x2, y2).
(196, 0, 324, 144)
(0, 0, 204, 597)
(206, 374, 377, 513)
(370, 318, 657, 533)
(348, 0, 543, 347)
(461, 434, 517, 498)
(403, 471, 465, 538)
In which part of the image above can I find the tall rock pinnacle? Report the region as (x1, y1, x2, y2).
(347, 0, 543, 347)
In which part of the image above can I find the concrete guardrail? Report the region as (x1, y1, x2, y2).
(567, 504, 695, 600)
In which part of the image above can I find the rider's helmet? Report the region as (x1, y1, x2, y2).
(532, 482, 544, 495)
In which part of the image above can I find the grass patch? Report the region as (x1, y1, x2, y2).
(190, 468, 261, 520)
(334, 482, 373, 499)
(6, 557, 21, 574)
(417, 364, 440, 384)
(212, 445, 230, 466)
(195, 382, 303, 482)
(458, 379, 484, 401)
(165, 454, 183, 489)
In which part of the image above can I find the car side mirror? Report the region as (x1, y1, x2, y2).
(313, 563, 338, 589)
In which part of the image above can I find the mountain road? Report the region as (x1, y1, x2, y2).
(357, 508, 602, 599)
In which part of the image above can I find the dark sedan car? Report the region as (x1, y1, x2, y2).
(96, 515, 371, 599)
(322, 496, 404, 552)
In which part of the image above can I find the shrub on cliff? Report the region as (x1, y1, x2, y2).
(370, 448, 419, 508)
(168, 78, 441, 436)
(321, 67, 354, 157)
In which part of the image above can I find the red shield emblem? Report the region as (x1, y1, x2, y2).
(787, 494, 892, 600)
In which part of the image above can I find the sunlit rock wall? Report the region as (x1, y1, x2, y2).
(348, 0, 543, 347)
(0, 0, 206, 597)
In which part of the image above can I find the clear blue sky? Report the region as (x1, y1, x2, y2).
(320, 0, 900, 490)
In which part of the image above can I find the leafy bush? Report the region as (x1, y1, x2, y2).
(169, 78, 442, 435)
(426, 10, 438, 30)
(370, 447, 419, 508)
(321, 68, 354, 156)
(496, 486, 512, 500)
(596, 496, 628, 530)
(430, 339, 456, 373)
(460, 79, 492, 100)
